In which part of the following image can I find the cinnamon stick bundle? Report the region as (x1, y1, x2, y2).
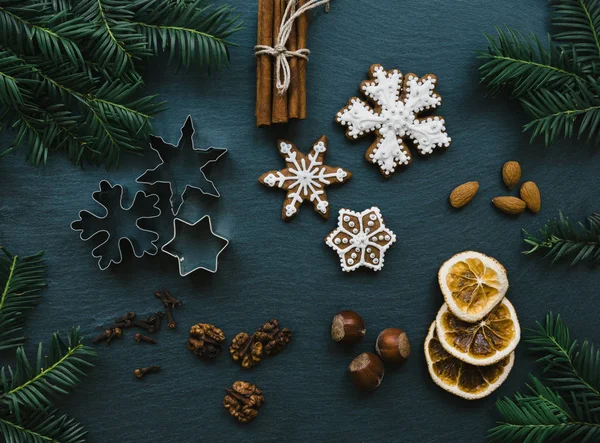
(255, 0, 311, 126)
(256, 0, 274, 127)
(271, 0, 288, 124)
(296, 0, 308, 119)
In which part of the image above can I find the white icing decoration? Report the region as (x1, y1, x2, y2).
(336, 65, 450, 175)
(325, 206, 397, 272)
(263, 139, 350, 218)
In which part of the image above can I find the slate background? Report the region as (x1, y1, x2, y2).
(1, 1, 599, 442)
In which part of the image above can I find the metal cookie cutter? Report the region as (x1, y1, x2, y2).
(161, 216, 229, 276)
(71, 180, 162, 271)
(136, 115, 228, 215)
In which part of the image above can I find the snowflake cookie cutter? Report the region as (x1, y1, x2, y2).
(161, 216, 229, 276)
(336, 64, 451, 177)
(71, 180, 162, 271)
(136, 115, 227, 215)
(325, 207, 396, 272)
(258, 135, 352, 221)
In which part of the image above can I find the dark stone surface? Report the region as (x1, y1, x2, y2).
(1, 1, 599, 441)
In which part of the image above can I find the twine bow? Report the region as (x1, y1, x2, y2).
(255, 0, 331, 96)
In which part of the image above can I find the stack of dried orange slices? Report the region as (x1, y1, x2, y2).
(424, 251, 520, 400)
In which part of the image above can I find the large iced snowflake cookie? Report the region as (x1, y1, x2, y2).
(325, 207, 396, 272)
(336, 64, 451, 177)
(259, 136, 352, 221)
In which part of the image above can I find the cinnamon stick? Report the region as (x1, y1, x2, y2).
(296, 0, 309, 119)
(287, 6, 300, 119)
(256, 0, 274, 127)
(271, 0, 288, 124)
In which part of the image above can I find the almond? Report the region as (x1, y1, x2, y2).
(449, 181, 479, 208)
(502, 161, 521, 189)
(492, 196, 526, 215)
(520, 181, 541, 213)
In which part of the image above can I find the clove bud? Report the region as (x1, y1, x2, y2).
(134, 334, 157, 344)
(134, 365, 161, 379)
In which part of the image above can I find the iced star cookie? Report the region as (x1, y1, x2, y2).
(325, 207, 396, 272)
(259, 136, 352, 221)
(336, 64, 451, 177)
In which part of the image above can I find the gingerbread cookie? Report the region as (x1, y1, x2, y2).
(259, 136, 352, 220)
(336, 64, 451, 177)
(325, 207, 396, 272)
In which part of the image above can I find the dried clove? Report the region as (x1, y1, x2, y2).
(154, 290, 181, 329)
(92, 327, 122, 345)
(134, 365, 161, 379)
(134, 334, 157, 344)
(132, 318, 157, 333)
(223, 381, 265, 423)
(114, 312, 136, 328)
(187, 323, 225, 359)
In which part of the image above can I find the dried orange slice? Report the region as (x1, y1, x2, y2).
(424, 322, 514, 400)
(438, 251, 508, 322)
(435, 298, 520, 366)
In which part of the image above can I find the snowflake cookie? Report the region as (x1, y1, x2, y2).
(259, 136, 352, 220)
(336, 64, 451, 177)
(325, 207, 396, 272)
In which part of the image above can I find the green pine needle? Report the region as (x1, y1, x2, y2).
(0, 247, 46, 352)
(0, 409, 87, 443)
(0, 328, 96, 423)
(489, 313, 600, 442)
(0, 249, 95, 441)
(477, 0, 600, 146)
(523, 212, 600, 266)
(0, 0, 243, 168)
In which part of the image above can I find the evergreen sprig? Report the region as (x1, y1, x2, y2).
(477, 0, 600, 146)
(0, 249, 96, 442)
(0, 0, 243, 168)
(0, 329, 95, 442)
(523, 212, 600, 266)
(0, 248, 46, 352)
(489, 313, 600, 442)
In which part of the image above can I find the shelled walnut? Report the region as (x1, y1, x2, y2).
(257, 319, 292, 356)
(223, 381, 264, 423)
(229, 319, 292, 368)
(230, 332, 264, 368)
(187, 323, 225, 359)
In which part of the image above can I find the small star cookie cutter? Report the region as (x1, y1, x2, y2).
(136, 115, 228, 215)
(71, 180, 162, 271)
(161, 215, 229, 276)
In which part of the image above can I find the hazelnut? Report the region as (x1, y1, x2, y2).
(348, 352, 384, 390)
(331, 310, 366, 344)
(375, 328, 410, 364)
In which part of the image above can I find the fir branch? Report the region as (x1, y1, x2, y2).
(489, 313, 600, 442)
(477, 0, 600, 146)
(521, 77, 600, 145)
(523, 212, 600, 266)
(526, 313, 600, 415)
(0, 248, 46, 352)
(72, 0, 150, 78)
(132, 0, 243, 70)
(0, 328, 96, 422)
(0, 410, 87, 443)
(0, 2, 88, 67)
(0, 0, 242, 168)
(552, 0, 600, 69)
(478, 28, 585, 98)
